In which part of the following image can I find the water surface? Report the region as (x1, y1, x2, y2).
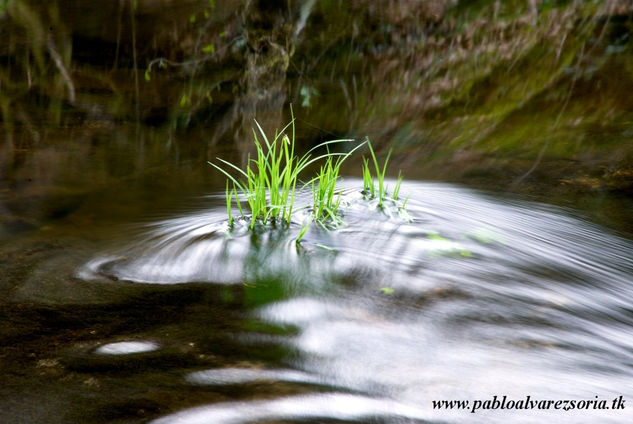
(2, 2, 633, 422)
(3, 180, 632, 423)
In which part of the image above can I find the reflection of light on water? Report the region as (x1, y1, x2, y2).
(78, 211, 250, 284)
(257, 296, 633, 423)
(79, 181, 501, 286)
(94, 340, 159, 355)
(150, 393, 428, 424)
(81, 181, 633, 424)
(186, 368, 322, 386)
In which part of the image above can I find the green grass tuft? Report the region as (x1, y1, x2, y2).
(361, 139, 406, 210)
(362, 156, 374, 197)
(311, 156, 344, 227)
(211, 114, 408, 235)
(209, 110, 359, 229)
(392, 171, 403, 201)
(309, 141, 365, 227)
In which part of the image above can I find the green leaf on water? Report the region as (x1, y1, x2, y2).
(202, 43, 215, 54)
(315, 243, 333, 251)
(380, 287, 395, 295)
(466, 228, 498, 244)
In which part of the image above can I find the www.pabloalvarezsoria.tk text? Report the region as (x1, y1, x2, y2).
(433, 395, 626, 414)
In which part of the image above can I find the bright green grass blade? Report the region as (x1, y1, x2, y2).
(233, 187, 244, 216)
(296, 222, 309, 244)
(393, 171, 403, 201)
(225, 181, 234, 227)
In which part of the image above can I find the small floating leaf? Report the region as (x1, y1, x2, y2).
(315, 243, 333, 251)
(466, 228, 498, 244)
(380, 287, 394, 295)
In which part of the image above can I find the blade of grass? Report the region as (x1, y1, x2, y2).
(393, 171, 403, 201)
(225, 181, 234, 227)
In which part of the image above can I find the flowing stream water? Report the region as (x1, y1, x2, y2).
(3, 177, 632, 423)
(2, 2, 633, 422)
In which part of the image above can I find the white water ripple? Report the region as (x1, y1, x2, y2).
(150, 393, 429, 424)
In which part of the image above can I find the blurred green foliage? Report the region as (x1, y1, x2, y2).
(1, 0, 632, 194)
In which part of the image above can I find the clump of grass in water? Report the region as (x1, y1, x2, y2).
(209, 115, 360, 230)
(362, 139, 408, 213)
(210, 114, 409, 241)
(309, 145, 364, 228)
(312, 157, 344, 227)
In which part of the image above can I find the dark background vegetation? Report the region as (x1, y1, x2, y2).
(1, 3, 633, 422)
(1, 0, 633, 233)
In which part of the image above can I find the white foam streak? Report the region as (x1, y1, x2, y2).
(150, 393, 428, 424)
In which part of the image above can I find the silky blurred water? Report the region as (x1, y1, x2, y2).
(2, 1, 633, 422)
(67, 180, 633, 423)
